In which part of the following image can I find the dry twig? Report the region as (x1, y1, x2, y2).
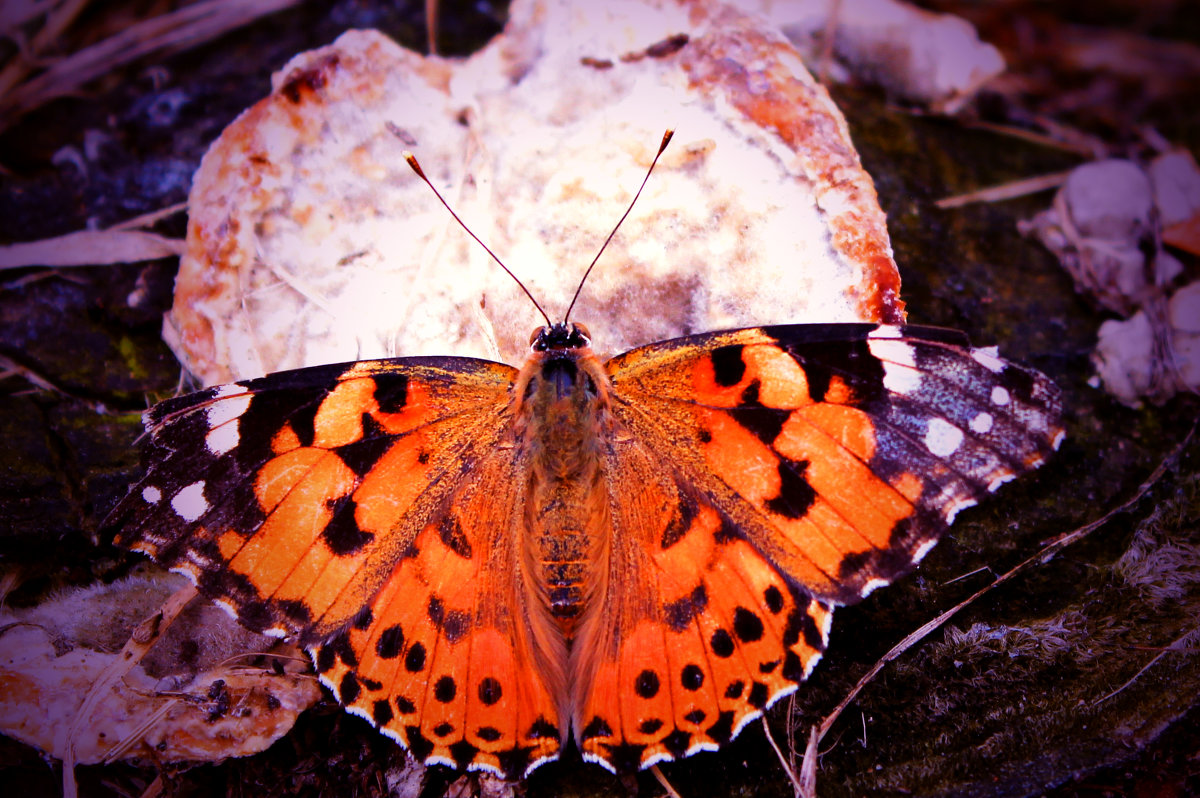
(0, 0, 302, 131)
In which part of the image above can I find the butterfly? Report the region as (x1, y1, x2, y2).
(104, 135, 1065, 779)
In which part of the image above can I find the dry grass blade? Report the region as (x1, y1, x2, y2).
(1092, 626, 1200, 706)
(815, 421, 1195, 745)
(650, 764, 683, 798)
(0, 229, 184, 269)
(761, 715, 805, 797)
(798, 724, 818, 798)
(935, 170, 1073, 210)
(0, 0, 302, 131)
(0, 0, 92, 98)
(109, 200, 188, 231)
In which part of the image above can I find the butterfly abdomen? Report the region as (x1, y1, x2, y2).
(517, 341, 615, 639)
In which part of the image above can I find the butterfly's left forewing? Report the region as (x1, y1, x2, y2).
(105, 356, 564, 777)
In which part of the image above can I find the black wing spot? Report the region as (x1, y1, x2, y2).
(352, 606, 374, 630)
(336, 416, 395, 476)
(396, 695, 416, 714)
(339, 672, 360, 704)
(441, 608, 470, 644)
(765, 458, 816, 519)
(405, 641, 427, 672)
(449, 739, 480, 769)
(663, 584, 708, 632)
(316, 645, 336, 673)
(477, 726, 502, 742)
(747, 681, 769, 708)
(733, 607, 764, 642)
(604, 742, 648, 774)
(582, 715, 613, 740)
(724, 680, 745, 699)
(236, 601, 273, 634)
(707, 711, 735, 744)
(728, 381, 789, 443)
(323, 631, 357, 668)
(322, 495, 374, 555)
(638, 718, 664, 735)
(684, 709, 706, 725)
(434, 675, 457, 703)
(407, 725, 434, 760)
(661, 496, 699, 549)
(681, 663, 705, 691)
(438, 515, 473, 559)
(527, 716, 559, 739)
(801, 608, 825, 651)
(663, 729, 690, 757)
(478, 677, 503, 706)
(372, 699, 394, 726)
(433, 722, 455, 737)
(373, 373, 410, 414)
(710, 628, 735, 658)
(710, 345, 746, 387)
(764, 585, 785, 614)
(782, 650, 805, 682)
(376, 625, 405, 659)
(635, 669, 661, 699)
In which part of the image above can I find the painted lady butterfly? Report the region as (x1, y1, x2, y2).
(104, 139, 1065, 778)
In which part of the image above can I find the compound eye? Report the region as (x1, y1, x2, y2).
(572, 322, 591, 341)
(529, 327, 548, 348)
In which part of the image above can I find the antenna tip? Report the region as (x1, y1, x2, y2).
(403, 151, 426, 178)
(659, 129, 674, 151)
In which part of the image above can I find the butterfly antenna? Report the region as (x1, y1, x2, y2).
(563, 129, 674, 324)
(402, 150, 552, 328)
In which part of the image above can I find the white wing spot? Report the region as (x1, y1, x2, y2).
(205, 423, 240, 455)
(869, 338, 921, 395)
(213, 597, 239, 620)
(1052, 429, 1066, 450)
(945, 496, 978, 524)
(204, 388, 251, 455)
(988, 472, 1016, 492)
(969, 411, 994, 434)
(860, 577, 889, 597)
(925, 417, 964, 457)
(991, 385, 1011, 406)
(731, 709, 764, 739)
(972, 346, 1006, 373)
(581, 751, 617, 774)
(868, 325, 903, 339)
(912, 538, 939, 563)
(524, 753, 561, 777)
(141, 485, 163, 504)
(168, 563, 200, 586)
(171, 480, 208, 521)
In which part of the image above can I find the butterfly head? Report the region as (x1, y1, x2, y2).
(520, 322, 605, 409)
(530, 322, 592, 353)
